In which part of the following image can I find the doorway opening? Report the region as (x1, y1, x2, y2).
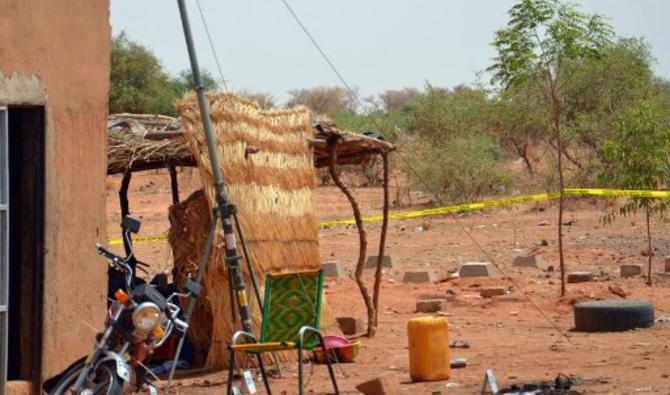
(7, 106, 45, 387)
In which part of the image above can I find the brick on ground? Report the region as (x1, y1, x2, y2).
(336, 316, 364, 335)
(458, 262, 498, 278)
(567, 271, 593, 283)
(365, 255, 394, 269)
(321, 261, 346, 278)
(416, 299, 445, 313)
(620, 264, 642, 278)
(402, 271, 436, 283)
(356, 375, 400, 395)
(480, 286, 507, 298)
(512, 255, 547, 270)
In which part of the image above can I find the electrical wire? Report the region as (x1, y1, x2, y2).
(195, 0, 229, 90)
(278, 0, 571, 344)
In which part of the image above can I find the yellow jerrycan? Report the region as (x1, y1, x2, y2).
(407, 316, 450, 382)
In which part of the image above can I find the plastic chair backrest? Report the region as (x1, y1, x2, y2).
(259, 269, 324, 349)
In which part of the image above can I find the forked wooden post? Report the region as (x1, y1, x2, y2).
(373, 153, 390, 327)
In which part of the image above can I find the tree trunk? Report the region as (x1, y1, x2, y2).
(327, 142, 375, 337)
(646, 205, 652, 286)
(373, 153, 390, 329)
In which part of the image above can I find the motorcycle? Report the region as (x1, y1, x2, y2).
(43, 216, 200, 394)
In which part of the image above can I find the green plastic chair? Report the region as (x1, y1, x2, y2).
(226, 269, 339, 395)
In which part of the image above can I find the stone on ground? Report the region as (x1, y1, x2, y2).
(402, 271, 436, 283)
(416, 299, 445, 313)
(356, 375, 400, 395)
(480, 286, 507, 298)
(321, 261, 346, 278)
(665, 256, 670, 273)
(458, 262, 498, 278)
(365, 255, 394, 269)
(512, 255, 547, 270)
(336, 316, 364, 335)
(620, 264, 642, 278)
(567, 271, 593, 284)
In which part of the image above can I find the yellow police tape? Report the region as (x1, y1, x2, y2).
(107, 188, 670, 245)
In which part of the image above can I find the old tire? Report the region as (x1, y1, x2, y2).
(574, 300, 654, 332)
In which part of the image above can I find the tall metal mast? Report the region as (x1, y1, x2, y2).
(168, 0, 253, 388)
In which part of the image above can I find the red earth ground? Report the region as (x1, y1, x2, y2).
(105, 169, 670, 394)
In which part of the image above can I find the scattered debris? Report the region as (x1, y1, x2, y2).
(450, 358, 467, 369)
(403, 271, 437, 283)
(356, 375, 400, 395)
(498, 374, 579, 394)
(321, 261, 346, 278)
(608, 285, 627, 298)
(450, 340, 470, 349)
(567, 271, 593, 284)
(620, 264, 642, 278)
(459, 262, 498, 278)
(336, 317, 364, 335)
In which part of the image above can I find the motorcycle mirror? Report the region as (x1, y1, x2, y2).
(121, 215, 141, 234)
(184, 280, 202, 298)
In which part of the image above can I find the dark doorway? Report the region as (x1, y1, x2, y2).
(7, 106, 45, 386)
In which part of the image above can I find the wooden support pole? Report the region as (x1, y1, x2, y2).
(327, 141, 376, 337)
(169, 165, 180, 205)
(373, 153, 390, 328)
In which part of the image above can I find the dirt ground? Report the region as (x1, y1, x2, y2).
(105, 169, 670, 394)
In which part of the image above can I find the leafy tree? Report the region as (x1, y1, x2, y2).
(169, 69, 219, 100)
(110, 32, 174, 115)
(488, 0, 614, 295)
(379, 88, 422, 112)
(599, 102, 670, 285)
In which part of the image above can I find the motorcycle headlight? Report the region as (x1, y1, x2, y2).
(132, 302, 161, 331)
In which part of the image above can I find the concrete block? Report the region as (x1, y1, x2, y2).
(356, 375, 400, 395)
(402, 271, 436, 283)
(480, 287, 506, 298)
(512, 255, 547, 270)
(458, 262, 498, 278)
(416, 299, 445, 313)
(321, 261, 346, 278)
(336, 316, 364, 335)
(365, 255, 394, 269)
(567, 271, 593, 284)
(620, 264, 642, 278)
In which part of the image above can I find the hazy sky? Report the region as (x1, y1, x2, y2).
(110, 1, 670, 104)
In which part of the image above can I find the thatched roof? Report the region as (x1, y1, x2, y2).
(107, 112, 394, 175)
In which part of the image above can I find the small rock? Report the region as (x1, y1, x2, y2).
(540, 239, 549, 246)
(445, 382, 461, 389)
(336, 317, 364, 335)
(509, 311, 519, 316)
(356, 376, 400, 395)
(608, 285, 627, 298)
(416, 299, 445, 313)
(450, 358, 467, 368)
(567, 271, 593, 283)
(640, 249, 654, 257)
(538, 221, 550, 226)
(480, 287, 507, 298)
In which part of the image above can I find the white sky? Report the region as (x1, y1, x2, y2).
(110, 0, 670, 103)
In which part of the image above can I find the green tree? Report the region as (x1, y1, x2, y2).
(488, 0, 614, 295)
(169, 69, 219, 99)
(109, 32, 174, 115)
(599, 102, 670, 285)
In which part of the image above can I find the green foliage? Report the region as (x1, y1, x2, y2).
(328, 109, 410, 143)
(403, 134, 510, 203)
(110, 32, 219, 116)
(599, 102, 670, 222)
(489, 0, 614, 89)
(110, 32, 174, 115)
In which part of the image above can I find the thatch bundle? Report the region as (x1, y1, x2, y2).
(172, 92, 333, 368)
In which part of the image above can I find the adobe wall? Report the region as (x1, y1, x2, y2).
(0, 0, 111, 383)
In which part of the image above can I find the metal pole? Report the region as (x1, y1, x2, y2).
(168, 0, 254, 389)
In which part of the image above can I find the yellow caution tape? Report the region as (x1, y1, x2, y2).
(106, 188, 670, 244)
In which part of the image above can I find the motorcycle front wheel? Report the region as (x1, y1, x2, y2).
(48, 361, 124, 395)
